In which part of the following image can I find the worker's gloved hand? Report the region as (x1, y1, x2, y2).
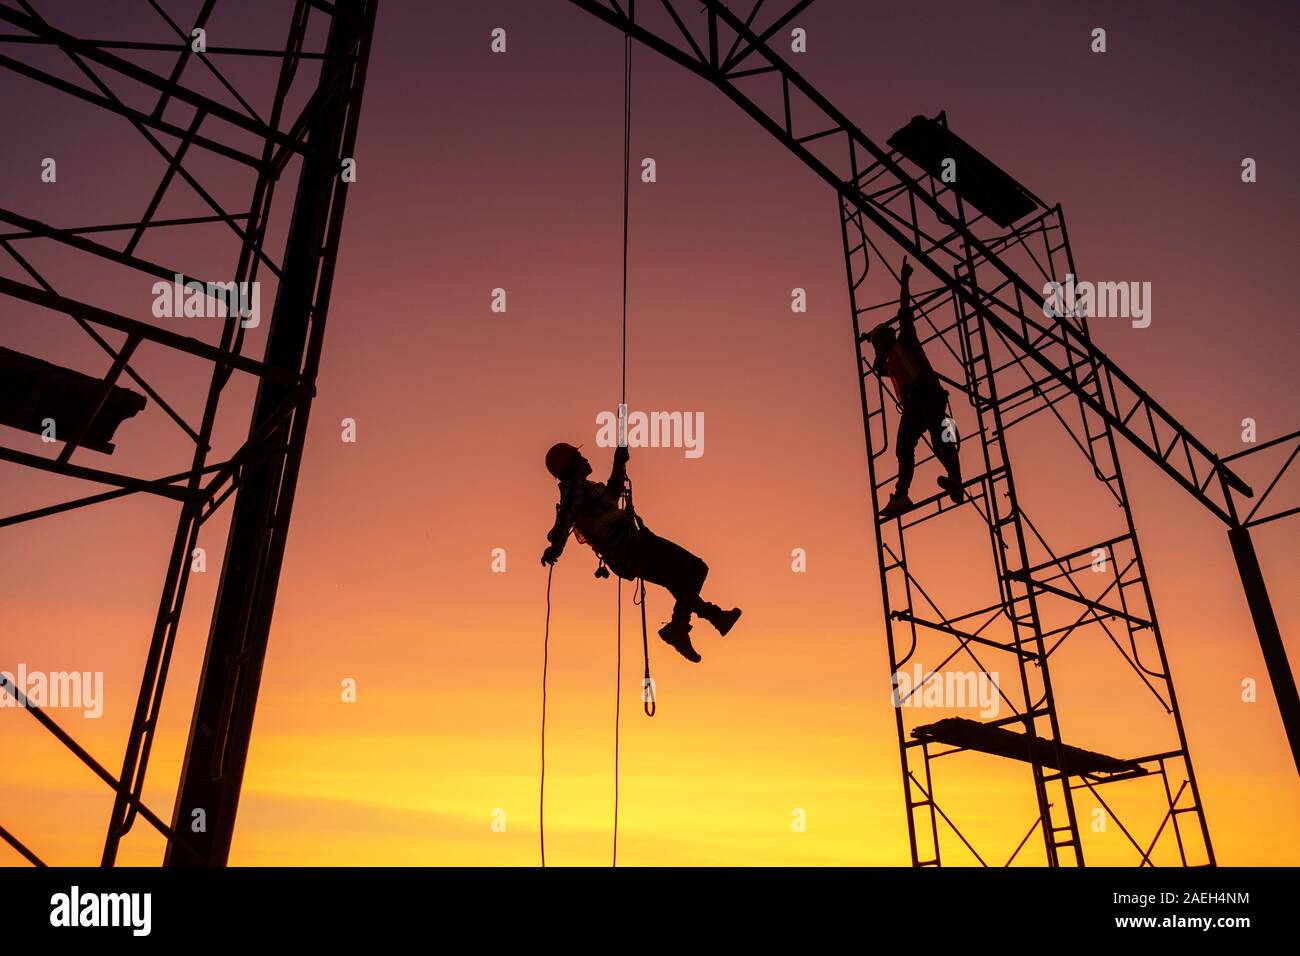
(901, 258, 914, 281)
(614, 444, 630, 466)
(540, 544, 563, 567)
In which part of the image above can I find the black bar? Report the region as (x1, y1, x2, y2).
(0, 868, 1282, 942)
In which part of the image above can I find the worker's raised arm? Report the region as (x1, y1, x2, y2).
(605, 444, 629, 496)
(897, 258, 916, 337)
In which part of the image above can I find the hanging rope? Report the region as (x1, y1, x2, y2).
(636, 572, 654, 716)
(612, 30, 633, 870)
(621, 31, 631, 408)
(613, 576, 622, 866)
(539, 564, 553, 868)
(545, 32, 648, 871)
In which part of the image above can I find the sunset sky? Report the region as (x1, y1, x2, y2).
(2, 0, 1298, 867)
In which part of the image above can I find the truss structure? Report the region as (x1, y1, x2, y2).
(3, 0, 1292, 867)
(0, 0, 375, 866)
(568, 0, 1300, 864)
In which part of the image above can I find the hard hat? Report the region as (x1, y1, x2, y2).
(545, 442, 583, 479)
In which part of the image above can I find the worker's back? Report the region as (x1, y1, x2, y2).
(886, 326, 935, 396)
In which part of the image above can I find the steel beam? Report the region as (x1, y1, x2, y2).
(163, 0, 374, 867)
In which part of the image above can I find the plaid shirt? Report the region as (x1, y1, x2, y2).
(547, 457, 632, 556)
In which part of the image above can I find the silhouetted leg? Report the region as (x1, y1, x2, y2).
(637, 532, 708, 626)
(895, 399, 926, 497)
(928, 401, 960, 480)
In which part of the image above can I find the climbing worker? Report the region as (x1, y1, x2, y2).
(865, 258, 964, 519)
(539, 442, 741, 663)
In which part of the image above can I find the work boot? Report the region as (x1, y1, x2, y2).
(937, 472, 964, 505)
(879, 491, 913, 520)
(699, 602, 742, 637)
(658, 620, 701, 663)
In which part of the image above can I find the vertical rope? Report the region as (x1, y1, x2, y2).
(621, 32, 631, 407)
(544, 35, 635, 870)
(612, 31, 632, 869)
(539, 564, 553, 867)
(614, 577, 622, 867)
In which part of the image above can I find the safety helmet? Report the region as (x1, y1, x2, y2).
(868, 323, 896, 348)
(545, 442, 583, 479)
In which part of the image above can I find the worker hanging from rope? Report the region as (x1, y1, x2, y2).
(539, 442, 741, 663)
(865, 257, 965, 519)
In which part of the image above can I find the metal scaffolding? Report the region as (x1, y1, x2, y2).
(2, 0, 1293, 867)
(840, 151, 1212, 865)
(0, 0, 375, 866)
(566, 0, 1300, 864)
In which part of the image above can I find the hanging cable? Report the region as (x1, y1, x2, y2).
(614, 31, 630, 870)
(613, 576, 622, 867)
(539, 564, 553, 868)
(636, 574, 654, 716)
(621, 31, 631, 407)
(616, 33, 651, 716)
(544, 34, 638, 872)
(610, 30, 652, 870)
(542, 37, 640, 869)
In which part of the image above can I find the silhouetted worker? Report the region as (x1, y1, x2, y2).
(539, 442, 741, 663)
(865, 258, 963, 518)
